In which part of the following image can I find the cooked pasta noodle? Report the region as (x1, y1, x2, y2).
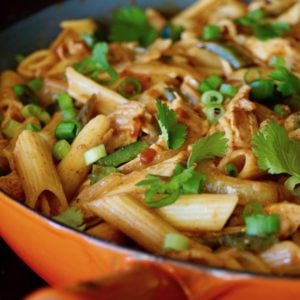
(1, 0, 300, 275)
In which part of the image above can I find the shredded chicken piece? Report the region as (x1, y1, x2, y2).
(106, 102, 146, 152)
(218, 86, 259, 149)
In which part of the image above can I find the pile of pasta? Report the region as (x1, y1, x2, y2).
(1, 0, 300, 275)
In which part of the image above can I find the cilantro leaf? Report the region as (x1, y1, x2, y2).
(109, 6, 158, 47)
(136, 164, 206, 208)
(252, 121, 300, 177)
(156, 100, 187, 150)
(187, 132, 228, 167)
(235, 9, 291, 41)
(53, 207, 86, 231)
(269, 66, 300, 98)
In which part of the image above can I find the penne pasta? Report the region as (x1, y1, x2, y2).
(57, 114, 110, 199)
(13, 130, 68, 214)
(66, 67, 128, 115)
(156, 194, 238, 232)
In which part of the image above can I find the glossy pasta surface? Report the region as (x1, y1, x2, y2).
(1, 0, 300, 276)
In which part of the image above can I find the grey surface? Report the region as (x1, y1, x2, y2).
(0, 0, 195, 70)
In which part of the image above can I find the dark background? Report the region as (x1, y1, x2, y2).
(0, 2, 62, 299)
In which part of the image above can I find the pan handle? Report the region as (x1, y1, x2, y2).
(25, 262, 188, 300)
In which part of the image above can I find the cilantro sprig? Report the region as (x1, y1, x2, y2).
(252, 121, 300, 177)
(74, 42, 118, 85)
(53, 207, 86, 231)
(156, 100, 187, 150)
(187, 132, 228, 167)
(109, 6, 158, 47)
(136, 164, 206, 208)
(235, 8, 291, 41)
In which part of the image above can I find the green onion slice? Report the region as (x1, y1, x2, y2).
(245, 214, 280, 236)
(201, 91, 224, 106)
(163, 233, 190, 252)
(21, 104, 51, 124)
(242, 202, 264, 220)
(199, 74, 223, 93)
(55, 120, 82, 142)
(284, 176, 300, 197)
(202, 25, 221, 41)
(52, 139, 71, 161)
(220, 83, 238, 97)
(28, 78, 44, 92)
(84, 144, 107, 165)
(26, 123, 41, 132)
(2, 120, 22, 138)
(203, 105, 225, 124)
(117, 77, 142, 98)
(92, 67, 118, 86)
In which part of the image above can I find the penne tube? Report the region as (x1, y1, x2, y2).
(260, 241, 300, 275)
(17, 50, 58, 78)
(217, 148, 265, 179)
(39, 112, 62, 148)
(86, 193, 222, 266)
(197, 160, 289, 204)
(66, 67, 128, 115)
(57, 115, 110, 200)
(13, 130, 68, 215)
(85, 222, 127, 245)
(156, 194, 238, 232)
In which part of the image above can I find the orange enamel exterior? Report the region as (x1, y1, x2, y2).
(1, 192, 300, 299)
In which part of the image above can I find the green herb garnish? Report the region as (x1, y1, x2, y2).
(187, 132, 228, 167)
(156, 100, 187, 150)
(53, 207, 86, 231)
(109, 6, 158, 47)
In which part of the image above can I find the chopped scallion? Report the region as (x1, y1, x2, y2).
(55, 120, 82, 142)
(199, 74, 223, 93)
(202, 25, 221, 41)
(26, 123, 41, 132)
(220, 83, 238, 97)
(163, 233, 190, 251)
(203, 106, 225, 124)
(28, 78, 44, 92)
(84, 144, 107, 165)
(2, 120, 22, 138)
(21, 104, 50, 124)
(245, 214, 280, 236)
(52, 139, 71, 161)
(201, 90, 224, 106)
(117, 77, 142, 98)
(284, 176, 300, 197)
